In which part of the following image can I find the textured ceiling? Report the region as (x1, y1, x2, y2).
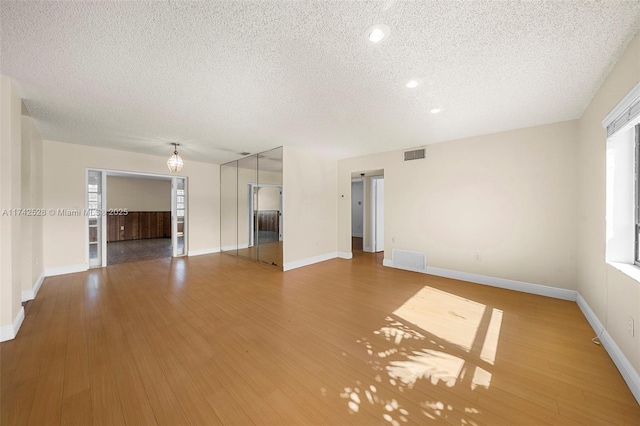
(2, 1, 640, 164)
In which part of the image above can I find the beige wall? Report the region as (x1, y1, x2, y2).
(220, 162, 238, 250)
(256, 170, 283, 213)
(0, 75, 24, 332)
(578, 32, 640, 374)
(107, 176, 171, 211)
(256, 186, 280, 211)
(21, 116, 43, 298)
(42, 141, 219, 270)
(283, 146, 337, 266)
(338, 120, 579, 290)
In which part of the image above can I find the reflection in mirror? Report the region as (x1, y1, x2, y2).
(220, 147, 283, 270)
(237, 154, 258, 261)
(220, 161, 238, 255)
(257, 147, 283, 268)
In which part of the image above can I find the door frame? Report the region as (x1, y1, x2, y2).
(370, 176, 384, 253)
(85, 169, 107, 268)
(355, 172, 383, 254)
(247, 183, 283, 247)
(171, 177, 188, 257)
(86, 168, 185, 268)
(350, 179, 365, 238)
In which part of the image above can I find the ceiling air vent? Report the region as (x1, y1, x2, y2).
(403, 148, 425, 161)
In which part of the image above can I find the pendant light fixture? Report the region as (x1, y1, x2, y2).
(167, 143, 183, 173)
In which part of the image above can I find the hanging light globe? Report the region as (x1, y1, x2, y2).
(167, 143, 183, 173)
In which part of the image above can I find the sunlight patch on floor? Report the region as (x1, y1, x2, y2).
(340, 382, 410, 425)
(392, 286, 485, 352)
(387, 349, 464, 387)
(470, 366, 492, 389)
(480, 308, 502, 365)
(337, 285, 505, 423)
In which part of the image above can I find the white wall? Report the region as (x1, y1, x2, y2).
(578, 32, 640, 378)
(0, 75, 25, 339)
(42, 141, 219, 271)
(338, 120, 579, 290)
(351, 180, 363, 237)
(107, 176, 171, 211)
(283, 146, 337, 268)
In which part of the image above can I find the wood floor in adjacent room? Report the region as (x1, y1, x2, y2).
(2, 251, 639, 425)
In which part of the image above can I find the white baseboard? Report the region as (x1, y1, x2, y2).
(44, 263, 87, 277)
(426, 266, 577, 301)
(577, 294, 640, 405)
(363, 246, 373, 253)
(283, 252, 337, 271)
(383, 260, 577, 301)
(352, 233, 363, 238)
(188, 247, 220, 257)
(338, 252, 353, 259)
(21, 271, 45, 302)
(576, 293, 605, 336)
(0, 307, 25, 342)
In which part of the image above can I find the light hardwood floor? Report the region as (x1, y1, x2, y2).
(1, 251, 639, 425)
(236, 241, 283, 269)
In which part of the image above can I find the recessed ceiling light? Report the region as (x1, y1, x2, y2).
(369, 29, 385, 42)
(366, 24, 390, 43)
(430, 108, 442, 114)
(406, 80, 419, 88)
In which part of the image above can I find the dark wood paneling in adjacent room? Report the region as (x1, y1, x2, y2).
(107, 211, 171, 242)
(139, 212, 150, 239)
(163, 213, 171, 237)
(255, 210, 279, 233)
(127, 212, 140, 240)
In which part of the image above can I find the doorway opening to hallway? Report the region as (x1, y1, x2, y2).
(351, 170, 384, 261)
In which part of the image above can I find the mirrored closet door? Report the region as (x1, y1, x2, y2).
(220, 147, 283, 269)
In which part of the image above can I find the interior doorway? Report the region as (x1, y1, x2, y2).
(350, 170, 384, 258)
(351, 177, 365, 252)
(86, 169, 187, 268)
(248, 184, 283, 247)
(106, 175, 172, 265)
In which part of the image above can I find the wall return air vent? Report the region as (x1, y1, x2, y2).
(404, 148, 425, 161)
(392, 249, 426, 272)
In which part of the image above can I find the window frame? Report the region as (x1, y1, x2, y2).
(635, 125, 640, 266)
